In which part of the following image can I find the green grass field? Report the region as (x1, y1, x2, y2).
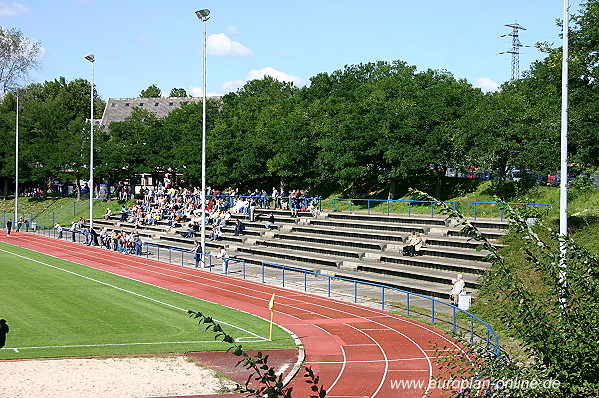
(0, 242, 295, 360)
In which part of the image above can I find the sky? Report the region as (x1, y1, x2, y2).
(0, 0, 584, 100)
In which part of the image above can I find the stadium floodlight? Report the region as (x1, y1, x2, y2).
(14, 94, 19, 226)
(195, 9, 210, 21)
(85, 54, 95, 229)
(195, 9, 210, 264)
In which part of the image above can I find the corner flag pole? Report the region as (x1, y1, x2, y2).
(268, 293, 275, 341)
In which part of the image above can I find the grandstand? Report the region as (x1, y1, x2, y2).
(93, 209, 507, 301)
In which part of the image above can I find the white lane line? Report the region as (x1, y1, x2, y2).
(3, 340, 227, 351)
(0, 247, 266, 342)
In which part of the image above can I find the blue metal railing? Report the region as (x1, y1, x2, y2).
(259, 261, 499, 355)
(331, 198, 458, 218)
(472, 202, 551, 221)
(26, 222, 499, 356)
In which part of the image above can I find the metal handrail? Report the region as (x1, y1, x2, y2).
(331, 198, 458, 217)
(472, 201, 551, 221)
(30, 223, 499, 357)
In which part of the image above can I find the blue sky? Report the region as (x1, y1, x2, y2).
(0, 0, 583, 100)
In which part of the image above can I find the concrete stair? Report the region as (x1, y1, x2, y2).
(93, 209, 508, 300)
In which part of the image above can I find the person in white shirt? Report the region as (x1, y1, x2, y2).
(216, 247, 229, 273)
(450, 274, 466, 306)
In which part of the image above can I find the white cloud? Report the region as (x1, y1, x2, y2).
(37, 45, 48, 58)
(0, 1, 31, 17)
(473, 77, 500, 93)
(135, 35, 152, 47)
(219, 80, 246, 94)
(206, 33, 253, 57)
(210, 68, 305, 96)
(188, 86, 220, 98)
(226, 26, 240, 36)
(246, 67, 305, 87)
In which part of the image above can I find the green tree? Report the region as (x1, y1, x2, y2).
(1, 78, 105, 198)
(0, 27, 42, 93)
(208, 77, 303, 190)
(162, 98, 219, 186)
(169, 87, 188, 97)
(104, 108, 166, 182)
(140, 84, 161, 98)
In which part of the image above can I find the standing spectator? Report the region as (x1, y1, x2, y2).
(16, 217, 24, 232)
(216, 247, 229, 273)
(192, 240, 202, 268)
(272, 187, 280, 210)
(133, 234, 143, 255)
(0, 319, 8, 349)
(83, 227, 91, 246)
(450, 274, 466, 306)
(6, 219, 12, 236)
(248, 199, 256, 222)
(54, 223, 63, 239)
(70, 221, 77, 242)
(90, 227, 99, 246)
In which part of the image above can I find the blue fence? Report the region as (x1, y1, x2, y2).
(331, 198, 458, 217)
(473, 202, 551, 221)
(21, 224, 499, 356)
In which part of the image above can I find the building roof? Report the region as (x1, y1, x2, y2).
(100, 97, 203, 130)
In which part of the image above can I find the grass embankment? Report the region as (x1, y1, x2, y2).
(0, 197, 128, 227)
(466, 184, 599, 353)
(0, 242, 294, 360)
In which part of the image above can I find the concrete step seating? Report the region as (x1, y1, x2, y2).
(256, 239, 365, 260)
(308, 219, 429, 235)
(274, 232, 387, 251)
(89, 208, 508, 300)
(236, 245, 341, 268)
(290, 225, 405, 244)
(327, 212, 448, 227)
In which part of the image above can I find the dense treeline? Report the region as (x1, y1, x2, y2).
(1, 1, 598, 200)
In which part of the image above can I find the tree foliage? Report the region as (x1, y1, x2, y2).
(415, 188, 599, 397)
(140, 84, 161, 98)
(0, 27, 42, 93)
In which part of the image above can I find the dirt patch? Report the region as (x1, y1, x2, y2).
(0, 355, 234, 398)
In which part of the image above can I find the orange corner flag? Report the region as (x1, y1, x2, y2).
(268, 293, 275, 341)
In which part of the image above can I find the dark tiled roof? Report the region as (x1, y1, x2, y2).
(100, 97, 205, 130)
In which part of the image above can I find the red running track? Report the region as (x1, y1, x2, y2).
(1, 232, 467, 397)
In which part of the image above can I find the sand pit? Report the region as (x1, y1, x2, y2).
(0, 355, 233, 398)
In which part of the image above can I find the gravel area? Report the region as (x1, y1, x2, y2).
(0, 355, 230, 398)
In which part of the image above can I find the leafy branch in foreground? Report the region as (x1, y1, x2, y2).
(188, 310, 326, 398)
(411, 188, 599, 397)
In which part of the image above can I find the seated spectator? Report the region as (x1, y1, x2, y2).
(264, 213, 275, 230)
(308, 204, 321, 218)
(290, 199, 300, 217)
(233, 219, 245, 236)
(403, 232, 424, 256)
(209, 225, 222, 241)
(103, 207, 113, 220)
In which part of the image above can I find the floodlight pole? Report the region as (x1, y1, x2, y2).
(14, 94, 19, 224)
(85, 54, 95, 229)
(559, 0, 569, 309)
(196, 9, 210, 263)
